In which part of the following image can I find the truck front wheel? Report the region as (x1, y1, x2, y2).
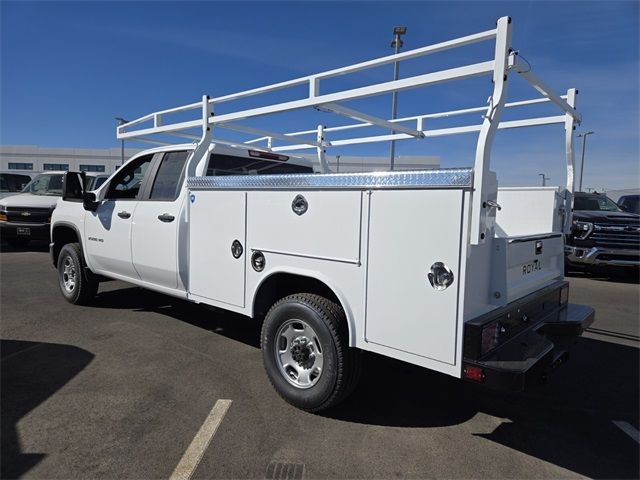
(57, 243, 98, 305)
(261, 293, 361, 412)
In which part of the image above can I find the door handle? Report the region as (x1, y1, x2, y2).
(117, 211, 131, 219)
(158, 213, 175, 223)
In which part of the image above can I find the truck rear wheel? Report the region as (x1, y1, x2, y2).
(57, 243, 98, 305)
(261, 293, 361, 412)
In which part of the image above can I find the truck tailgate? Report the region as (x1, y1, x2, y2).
(491, 234, 564, 306)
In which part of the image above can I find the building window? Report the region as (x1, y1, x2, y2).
(80, 164, 106, 172)
(43, 163, 69, 171)
(8, 163, 33, 170)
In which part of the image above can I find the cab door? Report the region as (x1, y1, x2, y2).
(84, 154, 155, 279)
(130, 151, 190, 290)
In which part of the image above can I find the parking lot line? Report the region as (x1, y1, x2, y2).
(170, 399, 233, 480)
(613, 421, 640, 444)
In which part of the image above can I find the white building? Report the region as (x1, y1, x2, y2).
(0, 144, 439, 175)
(0, 145, 140, 174)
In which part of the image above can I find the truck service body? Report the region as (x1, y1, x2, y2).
(51, 17, 594, 411)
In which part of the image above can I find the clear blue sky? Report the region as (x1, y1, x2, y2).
(1, 1, 638, 190)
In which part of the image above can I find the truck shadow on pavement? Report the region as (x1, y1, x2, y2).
(91, 286, 639, 479)
(329, 337, 640, 479)
(92, 286, 261, 348)
(1, 340, 94, 479)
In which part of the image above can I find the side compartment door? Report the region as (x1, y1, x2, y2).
(188, 190, 247, 308)
(84, 154, 155, 279)
(130, 151, 190, 290)
(365, 189, 465, 365)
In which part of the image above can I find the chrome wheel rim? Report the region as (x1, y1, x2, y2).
(274, 319, 324, 389)
(62, 256, 77, 293)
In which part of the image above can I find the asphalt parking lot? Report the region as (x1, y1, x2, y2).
(2, 242, 639, 479)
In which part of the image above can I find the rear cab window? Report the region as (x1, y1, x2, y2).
(206, 153, 313, 176)
(149, 151, 190, 201)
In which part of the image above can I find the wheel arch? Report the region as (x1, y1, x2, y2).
(51, 222, 83, 266)
(252, 268, 357, 347)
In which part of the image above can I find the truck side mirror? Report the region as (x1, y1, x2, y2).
(83, 191, 99, 212)
(62, 171, 85, 201)
(618, 204, 628, 212)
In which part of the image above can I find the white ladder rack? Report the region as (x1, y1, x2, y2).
(116, 16, 581, 245)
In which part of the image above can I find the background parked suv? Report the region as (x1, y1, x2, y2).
(0, 171, 108, 247)
(565, 192, 640, 271)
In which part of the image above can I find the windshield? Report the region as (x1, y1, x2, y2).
(21, 173, 64, 196)
(574, 195, 621, 212)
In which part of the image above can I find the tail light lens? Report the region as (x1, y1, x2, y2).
(463, 365, 485, 382)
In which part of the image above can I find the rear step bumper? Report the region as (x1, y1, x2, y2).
(463, 301, 594, 391)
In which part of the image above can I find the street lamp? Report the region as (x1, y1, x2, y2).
(389, 26, 407, 171)
(115, 117, 128, 168)
(538, 173, 550, 186)
(576, 131, 594, 192)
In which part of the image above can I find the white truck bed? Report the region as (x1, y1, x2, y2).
(186, 168, 564, 377)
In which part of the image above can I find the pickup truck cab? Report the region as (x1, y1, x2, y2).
(565, 192, 640, 270)
(51, 143, 313, 295)
(50, 17, 595, 411)
(1, 171, 108, 247)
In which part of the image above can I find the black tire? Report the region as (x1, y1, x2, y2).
(57, 243, 98, 305)
(261, 293, 362, 412)
(6, 237, 29, 248)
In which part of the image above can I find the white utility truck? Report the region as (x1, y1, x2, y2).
(51, 17, 594, 411)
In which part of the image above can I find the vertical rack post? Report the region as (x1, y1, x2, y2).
(470, 16, 513, 245)
(187, 95, 213, 177)
(317, 125, 330, 173)
(563, 87, 578, 232)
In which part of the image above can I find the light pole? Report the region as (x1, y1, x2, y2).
(115, 117, 128, 168)
(538, 173, 550, 186)
(389, 26, 406, 171)
(577, 131, 594, 192)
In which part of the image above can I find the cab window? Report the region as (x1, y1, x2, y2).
(105, 154, 153, 200)
(149, 151, 189, 201)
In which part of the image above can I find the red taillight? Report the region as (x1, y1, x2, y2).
(463, 365, 485, 382)
(248, 150, 289, 162)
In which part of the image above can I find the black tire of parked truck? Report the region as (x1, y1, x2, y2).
(261, 293, 362, 412)
(57, 243, 99, 305)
